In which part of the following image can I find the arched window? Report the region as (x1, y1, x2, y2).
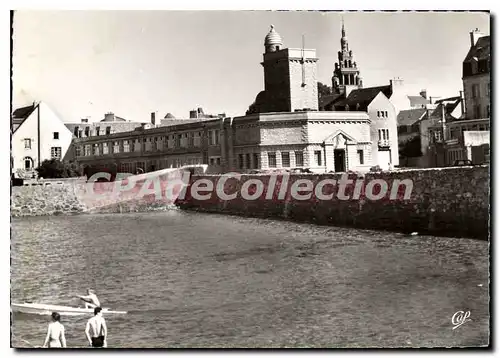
(377, 111, 380, 117)
(24, 156, 33, 170)
(344, 60, 348, 67)
(348, 60, 352, 67)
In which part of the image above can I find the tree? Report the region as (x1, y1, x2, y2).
(399, 135, 422, 166)
(36, 159, 82, 179)
(317, 82, 332, 99)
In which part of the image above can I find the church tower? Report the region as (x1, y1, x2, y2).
(332, 20, 363, 96)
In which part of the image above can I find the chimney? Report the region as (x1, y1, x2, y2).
(459, 90, 465, 114)
(189, 110, 197, 119)
(151, 112, 156, 126)
(419, 89, 427, 99)
(104, 112, 115, 122)
(470, 28, 485, 47)
(81, 118, 88, 123)
(390, 77, 404, 92)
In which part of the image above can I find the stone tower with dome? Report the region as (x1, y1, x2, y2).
(248, 25, 319, 114)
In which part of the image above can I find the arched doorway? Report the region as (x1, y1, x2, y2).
(23, 156, 34, 170)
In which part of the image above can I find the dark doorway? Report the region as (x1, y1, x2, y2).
(334, 149, 346, 172)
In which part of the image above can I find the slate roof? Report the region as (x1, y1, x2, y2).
(318, 93, 344, 110)
(12, 103, 38, 134)
(408, 95, 430, 108)
(100, 115, 127, 122)
(397, 108, 427, 126)
(319, 85, 394, 111)
(12, 103, 36, 119)
(464, 36, 490, 62)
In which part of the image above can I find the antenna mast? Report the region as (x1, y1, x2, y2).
(301, 34, 306, 87)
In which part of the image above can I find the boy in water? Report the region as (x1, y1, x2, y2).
(85, 307, 107, 348)
(42, 312, 67, 348)
(77, 289, 101, 309)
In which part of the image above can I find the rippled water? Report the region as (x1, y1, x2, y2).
(11, 211, 489, 348)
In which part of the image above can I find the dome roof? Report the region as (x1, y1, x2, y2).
(264, 25, 282, 46)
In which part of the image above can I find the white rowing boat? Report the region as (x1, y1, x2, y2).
(11, 302, 127, 316)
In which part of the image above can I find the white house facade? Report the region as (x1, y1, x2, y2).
(12, 102, 73, 178)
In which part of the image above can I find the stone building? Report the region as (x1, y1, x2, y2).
(73, 24, 406, 175)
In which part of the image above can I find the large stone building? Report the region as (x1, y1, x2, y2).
(72, 24, 405, 176)
(11, 101, 73, 178)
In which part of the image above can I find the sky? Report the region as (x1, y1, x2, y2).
(12, 10, 490, 123)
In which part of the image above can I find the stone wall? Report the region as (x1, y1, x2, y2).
(11, 181, 88, 217)
(11, 177, 179, 217)
(177, 166, 490, 239)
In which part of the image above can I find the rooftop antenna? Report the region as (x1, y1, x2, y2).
(301, 34, 306, 87)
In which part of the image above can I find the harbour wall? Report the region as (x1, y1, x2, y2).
(10, 178, 177, 217)
(176, 166, 490, 239)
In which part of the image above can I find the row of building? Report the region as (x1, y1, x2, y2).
(11, 24, 490, 179)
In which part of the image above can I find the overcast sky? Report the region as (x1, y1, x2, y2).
(12, 11, 490, 122)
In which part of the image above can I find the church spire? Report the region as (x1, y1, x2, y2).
(332, 20, 362, 96)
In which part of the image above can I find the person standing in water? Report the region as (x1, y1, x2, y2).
(85, 307, 107, 348)
(42, 312, 67, 348)
(77, 289, 101, 309)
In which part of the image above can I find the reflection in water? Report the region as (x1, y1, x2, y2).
(11, 211, 489, 348)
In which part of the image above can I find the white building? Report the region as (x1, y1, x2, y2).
(12, 101, 73, 178)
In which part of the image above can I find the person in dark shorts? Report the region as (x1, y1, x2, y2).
(85, 307, 107, 348)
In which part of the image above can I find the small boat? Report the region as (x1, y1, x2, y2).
(11, 302, 127, 316)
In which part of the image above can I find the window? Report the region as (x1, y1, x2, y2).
(487, 105, 490, 118)
(380, 111, 385, 118)
(123, 140, 130, 152)
(378, 129, 389, 140)
(295, 151, 304, 167)
(84, 145, 91, 156)
(75, 146, 82, 157)
(253, 153, 259, 169)
(385, 111, 388, 117)
(106, 127, 111, 135)
(51, 147, 62, 159)
(53, 132, 59, 140)
(24, 157, 33, 170)
(281, 152, 290, 167)
(357, 150, 364, 165)
(208, 130, 214, 146)
(472, 84, 479, 98)
(377, 111, 380, 117)
(216, 157, 221, 165)
(85, 127, 90, 137)
(103, 143, 109, 154)
(246, 153, 251, 169)
(215, 130, 220, 145)
(24, 138, 31, 149)
(474, 105, 481, 118)
(113, 141, 120, 153)
(73, 127, 79, 137)
(268, 152, 277, 168)
(238, 154, 244, 169)
(95, 127, 100, 136)
(314, 150, 322, 166)
(189, 132, 194, 147)
(93, 144, 100, 156)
